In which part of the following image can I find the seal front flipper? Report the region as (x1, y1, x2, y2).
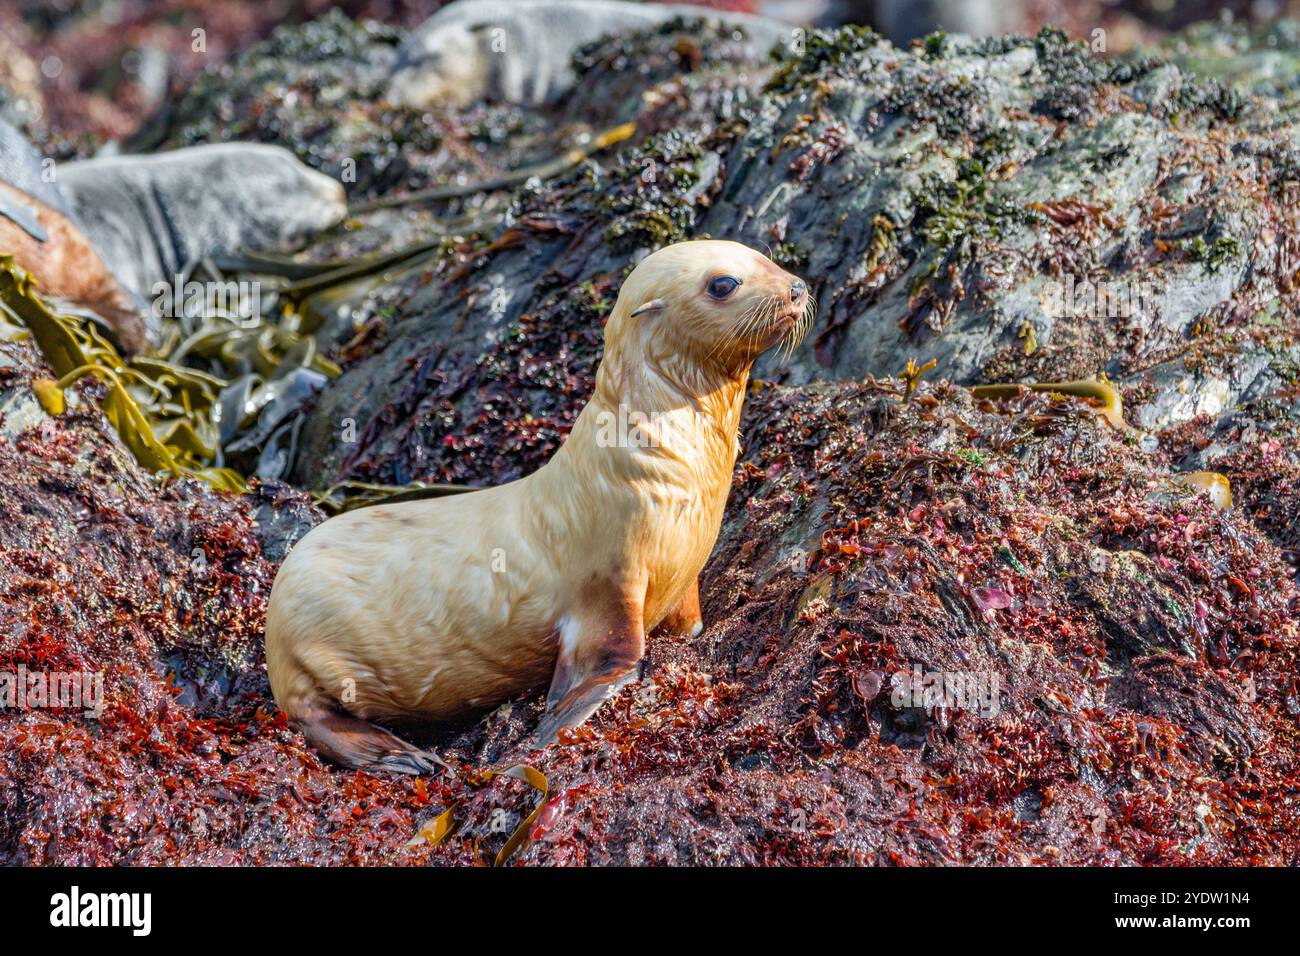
(292, 702, 451, 776)
(534, 590, 646, 746)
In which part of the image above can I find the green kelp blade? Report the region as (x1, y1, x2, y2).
(0, 316, 30, 342)
(53, 363, 183, 474)
(297, 273, 388, 336)
(402, 763, 547, 863)
(129, 357, 227, 407)
(102, 381, 182, 473)
(212, 249, 372, 281)
(0, 258, 92, 375)
(170, 323, 248, 364)
(184, 466, 246, 493)
(270, 336, 316, 379)
(971, 379, 1144, 439)
(0, 258, 243, 493)
(153, 417, 220, 463)
(349, 120, 638, 213)
(220, 327, 281, 376)
(282, 240, 441, 300)
(482, 764, 550, 867)
(408, 804, 458, 848)
(64, 365, 243, 490)
(30, 378, 65, 415)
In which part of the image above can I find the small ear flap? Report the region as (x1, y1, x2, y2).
(629, 298, 665, 318)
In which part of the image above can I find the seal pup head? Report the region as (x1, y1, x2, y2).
(607, 239, 813, 381)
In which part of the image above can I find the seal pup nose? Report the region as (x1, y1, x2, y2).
(790, 279, 806, 303)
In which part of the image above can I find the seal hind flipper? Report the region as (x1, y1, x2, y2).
(293, 703, 451, 775)
(535, 594, 645, 746)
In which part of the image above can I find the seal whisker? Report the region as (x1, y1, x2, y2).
(735, 299, 764, 340)
(733, 299, 759, 335)
(733, 298, 762, 343)
(775, 294, 815, 364)
(719, 293, 776, 363)
(707, 300, 757, 363)
(741, 294, 778, 350)
(795, 297, 815, 347)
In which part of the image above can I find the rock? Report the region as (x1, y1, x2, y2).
(425, 379, 1299, 865)
(276, 24, 1296, 489)
(1168, 387, 1300, 574)
(0, 338, 411, 865)
(10, 345, 1284, 863)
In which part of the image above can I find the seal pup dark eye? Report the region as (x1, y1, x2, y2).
(707, 275, 741, 300)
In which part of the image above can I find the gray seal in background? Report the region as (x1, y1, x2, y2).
(0, 117, 73, 225)
(58, 143, 347, 305)
(0, 117, 150, 352)
(849, 0, 1025, 46)
(387, 0, 797, 108)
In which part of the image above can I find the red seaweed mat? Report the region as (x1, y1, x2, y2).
(1, 340, 1297, 865)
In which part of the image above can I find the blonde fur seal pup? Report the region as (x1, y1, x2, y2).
(266, 240, 812, 771)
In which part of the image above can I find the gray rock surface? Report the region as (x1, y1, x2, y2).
(279, 24, 1295, 488)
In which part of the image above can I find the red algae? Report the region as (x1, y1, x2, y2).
(3, 347, 1299, 865)
(421, 379, 1300, 866)
(0, 339, 466, 865)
